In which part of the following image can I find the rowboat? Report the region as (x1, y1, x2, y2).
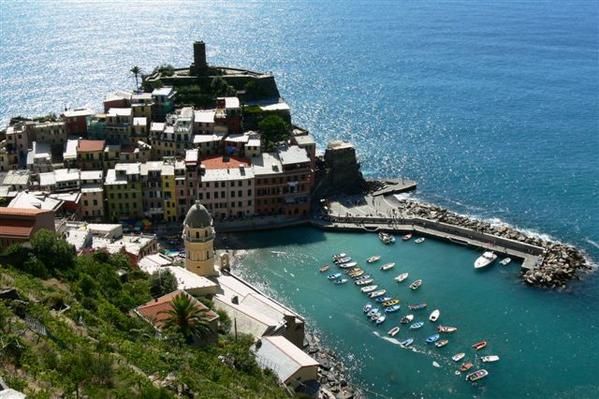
(362, 303, 372, 313)
(409, 321, 424, 330)
(335, 256, 352, 265)
(499, 257, 512, 266)
(369, 289, 387, 299)
(429, 309, 440, 322)
(408, 303, 427, 310)
(387, 326, 400, 337)
(355, 278, 374, 286)
(415, 237, 425, 244)
(466, 369, 488, 382)
(367, 256, 381, 263)
(460, 362, 474, 372)
(361, 285, 378, 293)
(334, 278, 348, 285)
(375, 315, 386, 325)
(400, 314, 414, 324)
(399, 338, 414, 347)
(382, 299, 400, 307)
(332, 253, 347, 261)
(367, 308, 380, 317)
(348, 270, 365, 278)
(380, 262, 395, 271)
(319, 265, 330, 272)
(395, 272, 409, 282)
(452, 352, 465, 362)
(339, 261, 358, 269)
(402, 234, 413, 241)
(409, 279, 423, 290)
(384, 304, 401, 313)
(426, 334, 440, 343)
(375, 296, 393, 303)
(437, 325, 457, 333)
(472, 340, 487, 351)
(435, 339, 449, 348)
(481, 355, 500, 363)
(327, 273, 342, 280)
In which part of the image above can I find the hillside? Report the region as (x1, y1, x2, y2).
(0, 231, 291, 398)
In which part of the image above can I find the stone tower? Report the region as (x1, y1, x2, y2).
(182, 201, 217, 277)
(191, 41, 208, 75)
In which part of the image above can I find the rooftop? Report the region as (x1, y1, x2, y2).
(255, 335, 319, 384)
(78, 139, 105, 153)
(63, 107, 95, 118)
(63, 138, 78, 160)
(8, 192, 63, 211)
(80, 170, 103, 181)
(194, 109, 215, 124)
(250, 153, 283, 175)
(152, 87, 175, 97)
(193, 133, 225, 144)
(1, 170, 30, 186)
(105, 90, 132, 102)
(278, 145, 310, 166)
(218, 96, 240, 109)
(200, 155, 250, 170)
(107, 108, 132, 117)
(259, 102, 290, 112)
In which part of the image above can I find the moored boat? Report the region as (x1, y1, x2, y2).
(452, 352, 466, 362)
(367, 308, 380, 317)
(409, 321, 424, 330)
(384, 304, 401, 313)
(499, 257, 512, 266)
(375, 296, 393, 303)
(387, 326, 400, 337)
(348, 270, 365, 278)
(369, 289, 387, 298)
(382, 299, 400, 307)
(380, 262, 396, 271)
(474, 251, 497, 269)
(333, 253, 347, 261)
(319, 264, 330, 272)
(400, 314, 414, 324)
(361, 284, 378, 293)
(409, 279, 423, 290)
(335, 256, 352, 265)
(415, 237, 425, 244)
(327, 272, 342, 280)
(355, 278, 374, 286)
(402, 233, 413, 241)
(466, 369, 488, 382)
(339, 261, 358, 269)
(334, 278, 348, 285)
(362, 303, 373, 313)
(435, 339, 449, 348)
(472, 340, 487, 351)
(408, 303, 427, 310)
(426, 334, 440, 343)
(367, 255, 381, 263)
(481, 355, 500, 363)
(460, 362, 474, 373)
(429, 309, 440, 322)
(437, 325, 458, 333)
(375, 315, 386, 325)
(395, 272, 409, 282)
(378, 232, 395, 244)
(399, 338, 414, 347)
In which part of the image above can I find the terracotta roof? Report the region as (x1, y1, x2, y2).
(200, 155, 250, 170)
(0, 207, 53, 216)
(78, 140, 105, 153)
(135, 290, 218, 329)
(0, 218, 34, 238)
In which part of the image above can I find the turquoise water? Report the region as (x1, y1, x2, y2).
(233, 227, 599, 398)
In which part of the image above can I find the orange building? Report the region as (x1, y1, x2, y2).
(0, 207, 55, 249)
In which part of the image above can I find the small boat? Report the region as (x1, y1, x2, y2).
(460, 362, 474, 372)
(355, 278, 374, 286)
(408, 303, 427, 310)
(319, 265, 330, 272)
(339, 261, 358, 269)
(361, 285, 378, 293)
(378, 232, 395, 244)
(380, 262, 395, 271)
(367, 256, 381, 263)
(472, 340, 487, 351)
(399, 338, 414, 347)
(452, 352, 466, 362)
(437, 325, 458, 333)
(409, 279, 423, 290)
(426, 334, 440, 343)
(499, 257, 512, 266)
(466, 369, 489, 382)
(375, 296, 393, 303)
(481, 355, 500, 363)
(435, 339, 449, 348)
(369, 289, 387, 298)
(334, 278, 348, 285)
(395, 272, 409, 282)
(402, 233, 413, 241)
(349, 270, 365, 278)
(400, 314, 414, 324)
(333, 253, 347, 261)
(409, 321, 424, 330)
(387, 326, 400, 337)
(367, 308, 380, 317)
(327, 273, 342, 280)
(335, 256, 352, 265)
(474, 251, 497, 269)
(382, 299, 400, 307)
(370, 312, 381, 321)
(429, 309, 440, 322)
(384, 304, 401, 313)
(415, 237, 425, 244)
(362, 303, 373, 313)
(375, 315, 386, 325)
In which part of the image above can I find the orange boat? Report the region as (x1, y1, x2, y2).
(460, 362, 474, 372)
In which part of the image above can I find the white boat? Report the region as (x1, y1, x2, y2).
(338, 261, 358, 269)
(409, 279, 423, 290)
(369, 289, 387, 298)
(429, 309, 440, 322)
(499, 257, 512, 266)
(452, 352, 466, 362)
(415, 237, 425, 244)
(474, 251, 497, 269)
(378, 232, 395, 244)
(355, 278, 374, 286)
(387, 326, 400, 337)
(481, 355, 500, 363)
(367, 255, 381, 263)
(395, 272, 409, 282)
(400, 314, 414, 324)
(375, 315, 386, 325)
(361, 284, 378, 293)
(380, 262, 395, 271)
(363, 303, 373, 313)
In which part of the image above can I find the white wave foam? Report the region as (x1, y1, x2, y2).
(585, 239, 599, 250)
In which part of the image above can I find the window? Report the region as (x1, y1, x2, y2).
(231, 191, 235, 198)
(238, 190, 242, 197)
(83, 200, 88, 206)
(214, 192, 218, 199)
(93, 200, 98, 206)
(248, 189, 252, 196)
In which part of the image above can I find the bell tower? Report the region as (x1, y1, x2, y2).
(182, 201, 217, 276)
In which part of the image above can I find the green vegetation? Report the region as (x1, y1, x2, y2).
(149, 269, 177, 298)
(161, 294, 214, 343)
(0, 230, 291, 398)
(152, 64, 175, 77)
(258, 115, 290, 150)
(130, 66, 142, 90)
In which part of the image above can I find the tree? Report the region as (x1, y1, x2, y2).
(160, 294, 214, 343)
(258, 115, 289, 149)
(149, 269, 178, 298)
(30, 229, 75, 277)
(130, 66, 142, 90)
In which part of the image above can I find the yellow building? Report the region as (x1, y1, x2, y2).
(161, 162, 177, 222)
(183, 202, 217, 277)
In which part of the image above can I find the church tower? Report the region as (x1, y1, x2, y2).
(182, 201, 217, 277)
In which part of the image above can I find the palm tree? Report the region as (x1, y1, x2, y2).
(160, 293, 214, 343)
(130, 65, 142, 91)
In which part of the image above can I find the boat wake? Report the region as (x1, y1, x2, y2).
(585, 238, 599, 250)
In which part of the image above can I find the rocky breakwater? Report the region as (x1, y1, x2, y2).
(305, 331, 364, 399)
(392, 198, 594, 289)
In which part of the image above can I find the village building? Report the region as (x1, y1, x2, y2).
(0, 207, 55, 249)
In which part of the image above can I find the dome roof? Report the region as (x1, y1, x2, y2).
(184, 202, 212, 228)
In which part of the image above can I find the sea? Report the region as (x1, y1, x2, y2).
(1, 1, 597, 398)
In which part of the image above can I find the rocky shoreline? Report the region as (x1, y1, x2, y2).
(390, 197, 594, 289)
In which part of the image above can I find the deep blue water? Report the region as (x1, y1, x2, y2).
(1, 1, 598, 397)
